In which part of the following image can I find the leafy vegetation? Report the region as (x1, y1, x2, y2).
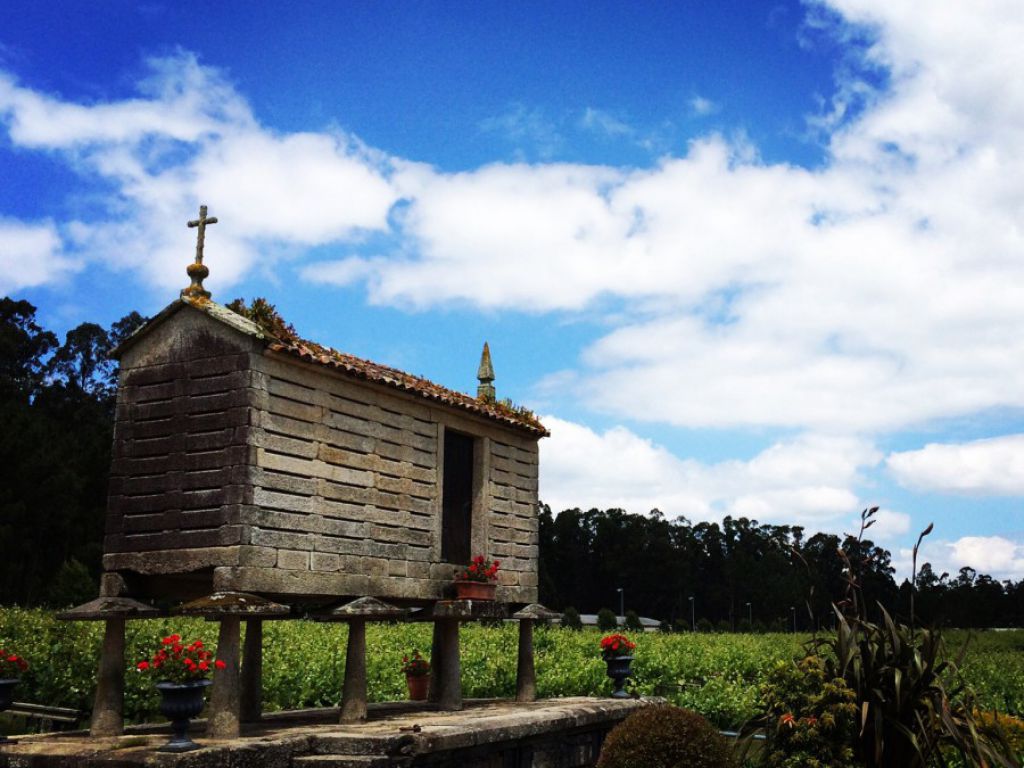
(741, 512, 1021, 768)
(1, 608, 1021, 733)
(753, 655, 858, 768)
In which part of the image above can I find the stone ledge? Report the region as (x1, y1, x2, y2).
(0, 698, 660, 768)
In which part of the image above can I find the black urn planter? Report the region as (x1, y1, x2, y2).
(0, 678, 18, 743)
(603, 654, 634, 699)
(156, 679, 212, 752)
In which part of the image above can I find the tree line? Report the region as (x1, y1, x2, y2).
(2, 297, 1022, 629)
(537, 505, 1024, 629)
(0, 298, 144, 606)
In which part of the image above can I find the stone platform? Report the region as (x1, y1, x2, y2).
(0, 697, 657, 768)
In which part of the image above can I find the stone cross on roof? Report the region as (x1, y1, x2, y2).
(182, 204, 218, 300)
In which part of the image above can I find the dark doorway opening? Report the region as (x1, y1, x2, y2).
(442, 430, 475, 564)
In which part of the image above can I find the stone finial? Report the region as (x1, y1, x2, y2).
(477, 342, 496, 402)
(182, 204, 218, 300)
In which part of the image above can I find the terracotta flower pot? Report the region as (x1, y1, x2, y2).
(406, 674, 429, 701)
(156, 679, 212, 752)
(455, 581, 497, 601)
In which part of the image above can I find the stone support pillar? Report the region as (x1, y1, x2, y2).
(428, 620, 444, 703)
(56, 595, 160, 739)
(340, 619, 368, 723)
(240, 619, 263, 723)
(515, 618, 536, 702)
(208, 615, 241, 738)
(90, 617, 126, 737)
(435, 618, 462, 711)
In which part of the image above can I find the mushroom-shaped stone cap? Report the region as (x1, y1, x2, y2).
(313, 596, 407, 622)
(177, 591, 290, 618)
(512, 603, 561, 621)
(56, 596, 161, 621)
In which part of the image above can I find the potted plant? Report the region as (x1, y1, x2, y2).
(136, 634, 225, 752)
(0, 649, 28, 743)
(600, 633, 636, 699)
(401, 649, 430, 701)
(454, 555, 500, 600)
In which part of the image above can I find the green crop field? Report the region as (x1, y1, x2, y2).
(1, 608, 1021, 729)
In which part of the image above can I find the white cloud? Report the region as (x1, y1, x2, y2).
(304, 1, 1024, 433)
(859, 508, 911, 539)
(479, 104, 562, 158)
(898, 535, 1024, 582)
(538, 415, 880, 525)
(887, 435, 1024, 495)
(689, 95, 720, 116)
(580, 107, 634, 138)
(0, 218, 77, 293)
(0, 52, 399, 294)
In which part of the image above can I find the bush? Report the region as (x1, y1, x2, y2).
(624, 610, 643, 632)
(716, 620, 732, 634)
(696, 618, 714, 633)
(561, 606, 583, 631)
(44, 559, 96, 609)
(736, 619, 753, 634)
(597, 608, 619, 632)
(597, 704, 734, 768)
(746, 655, 858, 768)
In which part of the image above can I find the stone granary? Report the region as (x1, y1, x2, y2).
(60, 206, 555, 741)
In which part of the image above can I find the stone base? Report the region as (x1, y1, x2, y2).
(0, 697, 659, 768)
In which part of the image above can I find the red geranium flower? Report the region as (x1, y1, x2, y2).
(456, 554, 500, 583)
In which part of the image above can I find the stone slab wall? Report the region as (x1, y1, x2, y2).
(103, 309, 261, 581)
(211, 352, 539, 604)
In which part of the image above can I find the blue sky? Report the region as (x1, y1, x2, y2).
(1, 0, 1022, 580)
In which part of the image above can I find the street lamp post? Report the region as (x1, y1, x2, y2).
(745, 601, 752, 626)
(688, 596, 695, 632)
(790, 606, 797, 634)
(617, 588, 624, 620)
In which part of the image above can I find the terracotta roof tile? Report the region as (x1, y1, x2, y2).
(267, 337, 549, 437)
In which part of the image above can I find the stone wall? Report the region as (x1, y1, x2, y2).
(103, 309, 261, 583)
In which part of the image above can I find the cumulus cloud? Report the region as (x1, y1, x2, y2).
(4, 4, 1023, 434)
(887, 435, 1024, 495)
(538, 415, 881, 525)
(304, 3, 1024, 433)
(0, 218, 77, 293)
(898, 535, 1024, 582)
(0, 52, 399, 293)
